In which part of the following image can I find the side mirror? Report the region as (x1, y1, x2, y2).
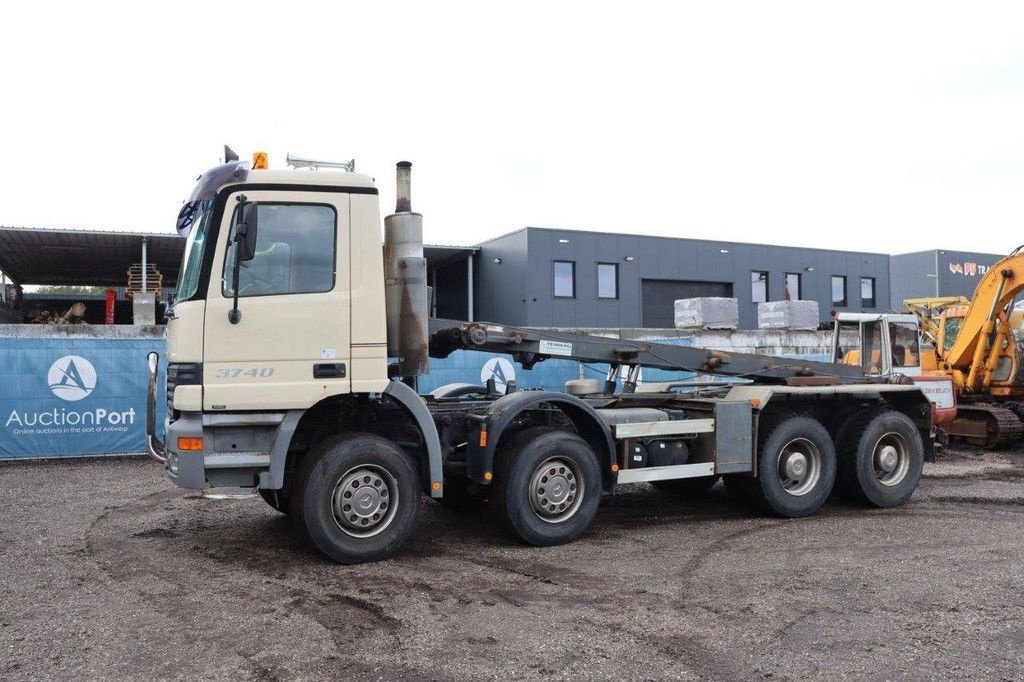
(234, 202, 259, 261)
(227, 195, 258, 325)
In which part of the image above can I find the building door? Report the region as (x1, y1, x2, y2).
(641, 279, 733, 328)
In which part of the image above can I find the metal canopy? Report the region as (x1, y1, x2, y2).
(424, 245, 479, 269)
(0, 226, 185, 287)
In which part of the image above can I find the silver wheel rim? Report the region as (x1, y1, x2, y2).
(529, 456, 584, 524)
(331, 465, 399, 538)
(776, 437, 822, 496)
(872, 432, 910, 487)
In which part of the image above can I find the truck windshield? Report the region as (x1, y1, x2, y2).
(174, 199, 214, 301)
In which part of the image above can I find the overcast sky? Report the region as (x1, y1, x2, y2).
(2, 1, 1023, 256)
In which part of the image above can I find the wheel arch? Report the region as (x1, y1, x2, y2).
(264, 381, 444, 498)
(467, 391, 616, 491)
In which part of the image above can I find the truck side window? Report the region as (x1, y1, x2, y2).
(223, 203, 336, 297)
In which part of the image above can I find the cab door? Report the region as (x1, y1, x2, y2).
(203, 190, 351, 411)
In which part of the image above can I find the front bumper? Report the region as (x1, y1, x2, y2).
(146, 355, 276, 489)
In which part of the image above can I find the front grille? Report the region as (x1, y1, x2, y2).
(166, 363, 202, 412)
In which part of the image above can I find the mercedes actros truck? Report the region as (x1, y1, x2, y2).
(146, 153, 935, 564)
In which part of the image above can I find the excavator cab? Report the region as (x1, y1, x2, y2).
(830, 313, 922, 377)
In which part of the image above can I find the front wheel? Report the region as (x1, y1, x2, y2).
(492, 427, 602, 546)
(291, 433, 420, 564)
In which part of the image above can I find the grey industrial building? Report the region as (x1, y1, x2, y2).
(428, 228, 1006, 329)
(460, 227, 894, 329)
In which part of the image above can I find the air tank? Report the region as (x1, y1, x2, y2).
(384, 161, 430, 378)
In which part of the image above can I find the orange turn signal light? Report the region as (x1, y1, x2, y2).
(611, 463, 620, 473)
(479, 430, 488, 447)
(431, 481, 442, 491)
(483, 471, 493, 481)
(750, 399, 762, 408)
(176, 437, 203, 451)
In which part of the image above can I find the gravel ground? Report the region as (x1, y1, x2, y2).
(1, 447, 1022, 681)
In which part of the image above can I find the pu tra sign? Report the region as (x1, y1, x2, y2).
(949, 261, 990, 277)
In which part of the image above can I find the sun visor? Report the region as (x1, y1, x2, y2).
(175, 161, 249, 236)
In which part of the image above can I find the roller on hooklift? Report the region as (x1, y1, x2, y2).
(146, 150, 936, 564)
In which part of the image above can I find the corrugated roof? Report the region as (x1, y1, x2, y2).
(0, 226, 185, 287)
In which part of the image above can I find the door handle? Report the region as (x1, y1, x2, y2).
(313, 363, 347, 379)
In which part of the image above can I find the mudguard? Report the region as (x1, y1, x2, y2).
(384, 380, 446, 498)
(465, 391, 617, 490)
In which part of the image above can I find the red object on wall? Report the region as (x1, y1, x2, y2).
(104, 289, 116, 325)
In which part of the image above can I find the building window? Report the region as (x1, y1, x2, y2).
(554, 260, 575, 298)
(223, 203, 337, 298)
(861, 277, 876, 308)
(751, 271, 768, 303)
(597, 263, 618, 299)
(784, 272, 801, 300)
(831, 275, 847, 307)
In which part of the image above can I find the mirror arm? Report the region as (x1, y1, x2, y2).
(228, 195, 247, 325)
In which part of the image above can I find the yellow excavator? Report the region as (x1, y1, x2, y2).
(921, 247, 1024, 446)
(834, 246, 1024, 447)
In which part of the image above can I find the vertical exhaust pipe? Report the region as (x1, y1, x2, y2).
(384, 161, 430, 379)
(395, 161, 412, 213)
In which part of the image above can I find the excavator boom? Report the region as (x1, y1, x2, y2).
(943, 246, 1024, 373)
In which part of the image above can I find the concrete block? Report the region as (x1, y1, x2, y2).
(132, 293, 156, 325)
(674, 297, 739, 330)
(757, 300, 819, 330)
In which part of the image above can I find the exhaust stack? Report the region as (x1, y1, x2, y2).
(384, 161, 430, 379)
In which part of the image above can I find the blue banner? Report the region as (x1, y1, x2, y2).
(0, 337, 166, 459)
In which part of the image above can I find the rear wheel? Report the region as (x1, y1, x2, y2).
(837, 410, 923, 507)
(291, 433, 420, 564)
(745, 414, 837, 518)
(492, 427, 602, 546)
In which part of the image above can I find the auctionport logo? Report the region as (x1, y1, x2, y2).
(4, 353, 135, 435)
(47, 355, 97, 402)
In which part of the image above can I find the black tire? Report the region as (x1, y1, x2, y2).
(747, 414, 837, 518)
(257, 488, 289, 514)
(652, 475, 720, 497)
(290, 433, 420, 564)
(491, 427, 602, 546)
(837, 409, 924, 507)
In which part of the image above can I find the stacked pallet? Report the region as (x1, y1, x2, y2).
(126, 264, 162, 300)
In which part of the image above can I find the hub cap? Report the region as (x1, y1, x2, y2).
(776, 438, 822, 496)
(332, 465, 399, 538)
(872, 433, 910, 487)
(529, 456, 584, 524)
